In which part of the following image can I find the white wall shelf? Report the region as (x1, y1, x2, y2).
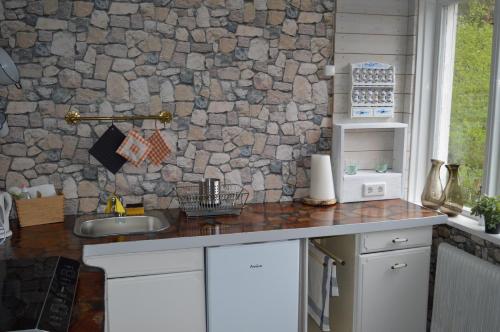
(332, 121, 408, 203)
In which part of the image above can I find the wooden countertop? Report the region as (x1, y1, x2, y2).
(0, 200, 444, 331)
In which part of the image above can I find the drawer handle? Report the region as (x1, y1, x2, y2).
(391, 263, 408, 270)
(392, 238, 408, 244)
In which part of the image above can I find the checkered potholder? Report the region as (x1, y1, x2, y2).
(116, 130, 152, 166)
(147, 130, 172, 166)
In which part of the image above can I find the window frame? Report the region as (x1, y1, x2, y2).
(409, 0, 500, 207)
(484, 0, 500, 196)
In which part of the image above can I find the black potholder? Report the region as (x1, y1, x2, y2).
(89, 124, 127, 174)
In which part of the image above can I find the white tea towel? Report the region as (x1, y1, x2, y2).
(308, 242, 339, 331)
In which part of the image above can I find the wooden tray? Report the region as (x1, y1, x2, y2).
(15, 194, 64, 227)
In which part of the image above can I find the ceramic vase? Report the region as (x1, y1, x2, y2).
(440, 164, 464, 216)
(421, 159, 445, 210)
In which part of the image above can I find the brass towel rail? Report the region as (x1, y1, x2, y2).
(311, 239, 346, 266)
(64, 110, 173, 125)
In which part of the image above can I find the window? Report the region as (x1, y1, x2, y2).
(447, 0, 494, 205)
(412, 0, 500, 209)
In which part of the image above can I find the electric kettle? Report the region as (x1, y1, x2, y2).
(0, 192, 12, 239)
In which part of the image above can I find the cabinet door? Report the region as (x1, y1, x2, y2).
(358, 247, 430, 332)
(107, 271, 206, 332)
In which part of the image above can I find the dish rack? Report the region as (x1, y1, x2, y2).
(176, 184, 249, 217)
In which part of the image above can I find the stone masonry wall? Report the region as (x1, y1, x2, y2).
(0, 0, 334, 214)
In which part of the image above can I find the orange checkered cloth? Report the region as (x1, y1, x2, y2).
(147, 130, 172, 166)
(116, 130, 152, 166)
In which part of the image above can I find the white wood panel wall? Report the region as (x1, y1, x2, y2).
(333, 0, 418, 198)
(344, 130, 396, 170)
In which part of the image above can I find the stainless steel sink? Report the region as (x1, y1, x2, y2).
(74, 213, 170, 238)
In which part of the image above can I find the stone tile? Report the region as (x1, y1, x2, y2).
(248, 38, 269, 61)
(6, 101, 37, 114)
(106, 72, 129, 102)
(208, 101, 235, 113)
(175, 85, 195, 101)
(108, 3, 138, 15)
(73, 1, 93, 17)
(236, 25, 263, 37)
(297, 12, 322, 23)
(36, 17, 67, 30)
(51, 31, 75, 57)
(267, 0, 286, 10)
(16, 31, 37, 48)
(268, 11, 285, 25)
(90, 10, 109, 28)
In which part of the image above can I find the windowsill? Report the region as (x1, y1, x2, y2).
(446, 214, 500, 246)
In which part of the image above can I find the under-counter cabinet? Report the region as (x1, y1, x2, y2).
(84, 248, 206, 332)
(107, 271, 205, 331)
(317, 226, 432, 332)
(357, 247, 430, 332)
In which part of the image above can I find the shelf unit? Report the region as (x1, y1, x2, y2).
(332, 122, 408, 203)
(350, 62, 395, 118)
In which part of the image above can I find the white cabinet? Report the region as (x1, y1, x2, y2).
(317, 226, 432, 332)
(108, 271, 206, 332)
(358, 247, 430, 332)
(84, 248, 206, 332)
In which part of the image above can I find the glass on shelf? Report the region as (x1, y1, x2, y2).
(375, 159, 389, 173)
(345, 160, 359, 175)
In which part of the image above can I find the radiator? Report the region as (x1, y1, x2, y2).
(431, 243, 500, 332)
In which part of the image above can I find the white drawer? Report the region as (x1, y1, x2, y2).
(84, 248, 204, 278)
(359, 226, 432, 254)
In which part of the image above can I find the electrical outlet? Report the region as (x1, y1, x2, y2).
(363, 183, 386, 197)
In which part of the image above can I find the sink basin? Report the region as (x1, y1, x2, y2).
(74, 214, 170, 238)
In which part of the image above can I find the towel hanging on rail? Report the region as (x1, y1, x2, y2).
(308, 242, 339, 332)
(116, 130, 152, 167)
(147, 129, 172, 166)
(89, 124, 127, 174)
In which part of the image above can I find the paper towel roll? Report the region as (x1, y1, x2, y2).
(309, 154, 336, 200)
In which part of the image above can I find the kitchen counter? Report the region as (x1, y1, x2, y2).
(0, 200, 445, 331)
(83, 199, 447, 257)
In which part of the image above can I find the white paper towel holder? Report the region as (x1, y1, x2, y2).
(303, 154, 337, 206)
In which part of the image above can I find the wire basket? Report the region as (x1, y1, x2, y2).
(176, 184, 249, 217)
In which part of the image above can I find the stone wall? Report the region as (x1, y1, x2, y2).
(0, 0, 334, 214)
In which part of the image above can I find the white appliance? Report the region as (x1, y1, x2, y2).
(206, 240, 300, 332)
